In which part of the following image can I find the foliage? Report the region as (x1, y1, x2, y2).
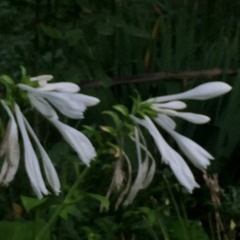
(0, 0, 239, 239)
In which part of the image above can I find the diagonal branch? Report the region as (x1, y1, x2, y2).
(81, 68, 239, 89)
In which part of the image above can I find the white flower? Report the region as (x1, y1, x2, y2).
(131, 116, 199, 193)
(131, 82, 232, 192)
(15, 104, 60, 198)
(0, 101, 20, 185)
(18, 75, 98, 166)
(147, 81, 232, 103)
(155, 116, 214, 170)
(18, 74, 100, 120)
(49, 118, 96, 166)
(30, 75, 53, 87)
(123, 127, 156, 205)
(18, 84, 99, 119)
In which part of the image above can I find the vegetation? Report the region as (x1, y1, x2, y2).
(0, 0, 240, 239)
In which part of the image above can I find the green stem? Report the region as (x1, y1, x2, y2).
(163, 175, 189, 240)
(35, 168, 89, 240)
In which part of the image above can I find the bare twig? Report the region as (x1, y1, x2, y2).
(81, 68, 239, 89)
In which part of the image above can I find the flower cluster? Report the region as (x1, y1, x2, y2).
(131, 82, 232, 193)
(0, 75, 99, 198)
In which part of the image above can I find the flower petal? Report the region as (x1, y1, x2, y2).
(23, 116, 61, 195)
(156, 114, 177, 129)
(30, 75, 54, 87)
(155, 117, 214, 170)
(49, 118, 96, 166)
(148, 82, 232, 103)
(152, 101, 187, 110)
(159, 109, 210, 124)
(38, 82, 80, 93)
(28, 93, 58, 119)
(15, 104, 48, 198)
(131, 115, 199, 192)
(0, 101, 20, 185)
(18, 84, 99, 119)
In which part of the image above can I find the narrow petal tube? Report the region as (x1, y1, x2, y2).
(23, 117, 61, 195)
(159, 109, 210, 124)
(155, 117, 214, 170)
(131, 115, 199, 192)
(28, 93, 58, 119)
(124, 127, 156, 205)
(152, 101, 187, 110)
(18, 84, 100, 119)
(0, 101, 20, 185)
(147, 82, 232, 103)
(156, 114, 177, 129)
(49, 118, 96, 166)
(15, 104, 49, 198)
(38, 82, 80, 93)
(30, 75, 54, 87)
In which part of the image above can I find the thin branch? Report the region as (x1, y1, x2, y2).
(81, 68, 239, 89)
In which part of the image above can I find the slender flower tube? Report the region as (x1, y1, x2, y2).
(147, 82, 232, 103)
(0, 101, 20, 185)
(18, 84, 99, 119)
(155, 117, 214, 170)
(49, 118, 96, 166)
(23, 117, 60, 195)
(131, 115, 199, 192)
(18, 75, 99, 166)
(15, 104, 49, 198)
(131, 81, 232, 192)
(124, 127, 156, 205)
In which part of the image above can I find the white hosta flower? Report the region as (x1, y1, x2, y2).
(147, 82, 232, 103)
(155, 117, 214, 170)
(18, 74, 100, 120)
(131, 82, 232, 192)
(0, 101, 20, 185)
(15, 104, 60, 198)
(131, 116, 199, 193)
(124, 127, 156, 205)
(18, 84, 99, 119)
(49, 118, 96, 166)
(146, 82, 231, 126)
(18, 75, 98, 167)
(30, 74, 79, 92)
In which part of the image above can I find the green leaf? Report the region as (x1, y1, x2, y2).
(21, 195, 47, 212)
(138, 207, 156, 225)
(87, 193, 109, 210)
(0, 75, 14, 85)
(0, 220, 50, 240)
(170, 219, 209, 240)
(40, 24, 62, 39)
(103, 111, 121, 127)
(113, 105, 129, 116)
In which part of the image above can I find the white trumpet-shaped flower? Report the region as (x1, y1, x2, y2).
(49, 118, 96, 166)
(17, 74, 99, 166)
(0, 100, 20, 185)
(18, 74, 99, 119)
(147, 81, 232, 103)
(132, 81, 232, 192)
(15, 104, 60, 198)
(18, 84, 99, 119)
(131, 115, 199, 193)
(155, 117, 214, 170)
(124, 127, 156, 205)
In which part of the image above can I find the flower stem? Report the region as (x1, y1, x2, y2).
(35, 167, 89, 240)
